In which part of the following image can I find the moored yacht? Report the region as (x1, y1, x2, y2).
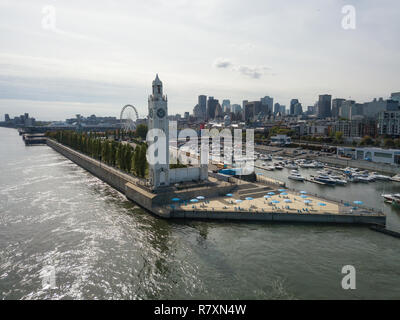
(314, 174, 337, 185)
(288, 170, 305, 181)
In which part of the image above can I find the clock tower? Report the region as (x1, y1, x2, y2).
(148, 74, 169, 189)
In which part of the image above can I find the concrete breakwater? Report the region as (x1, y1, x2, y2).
(46, 139, 165, 215)
(172, 209, 385, 225)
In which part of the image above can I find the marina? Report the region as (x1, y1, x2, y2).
(251, 152, 400, 233)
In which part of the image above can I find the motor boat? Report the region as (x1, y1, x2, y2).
(314, 174, 337, 185)
(259, 154, 272, 161)
(352, 175, 370, 183)
(370, 173, 391, 181)
(382, 193, 400, 207)
(390, 174, 400, 182)
(285, 163, 298, 169)
(274, 164, 284, 170)
(382, 194, 395, 203)
(288, 170, 305, 181)
(331, 178, 348, 185)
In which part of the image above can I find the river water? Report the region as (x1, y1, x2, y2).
(0, 127, 399, 300)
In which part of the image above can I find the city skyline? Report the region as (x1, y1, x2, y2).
(0, 0, 399, 121)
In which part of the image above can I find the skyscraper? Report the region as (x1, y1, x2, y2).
(331, 98, 345, 119)
(273, 103, 281, 114)
(207, 96, 218, 120)
(290, 99, 299, 115)
(293, 103, 303, 115)
(198, 95, 207, 118)
(260, 96, 273, 114)
(231, 104, 242, 114)
(222, 99, 231, 113)
(215, 103, 223, 119)
(317, 95, 332, 118)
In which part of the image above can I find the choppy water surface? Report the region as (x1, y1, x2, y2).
(0, 127, 399, 299)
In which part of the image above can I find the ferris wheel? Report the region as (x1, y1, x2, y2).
(120, 104, 139, 131)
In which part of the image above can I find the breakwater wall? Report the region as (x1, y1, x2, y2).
(171, 210, 386, 225)
(46, 139, 169, 217)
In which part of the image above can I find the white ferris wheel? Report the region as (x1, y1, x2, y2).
(120, 104, 139, 131)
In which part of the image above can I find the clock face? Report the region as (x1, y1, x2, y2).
(149, 108, 153, 118)
(157, 108, 166, 118)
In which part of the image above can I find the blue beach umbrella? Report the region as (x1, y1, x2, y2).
(268, 192, 275, 195)
(300, 195, 308, 199)
(280, 192, 288, 195)
(304, 200, 311, 204)
(190, 199, 199, 203)
(300, 191, 307, 194)
(353, 201, 363, 205)
(256, 173, 263, 175)
(226, 193, 233, 197)
(278, 189, 286, 192)
(245, 197, 254, 201)
(272, 200, 280, 204)
(171, 198, 180, 202)
(284, 199, 292, 203)
(197, 196, 205, 200)
(318, 202, 326, 206)
(264, 195, 271, 199)
(235, 199, 243, 203)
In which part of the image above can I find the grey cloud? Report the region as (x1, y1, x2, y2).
(214, 58, 272, 79)
(213, 58, 233, 68)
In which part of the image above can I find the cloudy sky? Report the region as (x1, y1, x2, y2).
(0, 0, 399, 121)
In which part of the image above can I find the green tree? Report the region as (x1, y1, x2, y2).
(334, 131, 344, 143)
(384, 138, 395, 148)
(135, 124, 148, 140)
(360, 135, 373, 146)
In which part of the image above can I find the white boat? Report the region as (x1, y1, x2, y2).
(265, 165, 275, 171)
(371, 174, 391, 181)
(382, 194, 395, 202)
(352, 175, 368, 183)
(390, 174, 400, 182)
(285, 163, 298, 169)
(274, 165, 283, 170)
(288, 173, 305, 181)
(382, 193, 400, 206)
(332, 178, 348, 185)
(314, 174, 337, 185)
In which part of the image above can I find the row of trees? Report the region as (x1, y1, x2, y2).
(359, 136, 400, 148)
(46, 131, 148, 178)
(300, 133, 400, 148)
